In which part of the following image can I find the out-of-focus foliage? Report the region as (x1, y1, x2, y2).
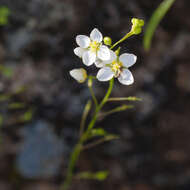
(0, 114, 3, 144)
(0, 65, 13, 78)
(0, 6, 10, 25)
(143, 0, 176, 51)
(20, 109, 33, 122)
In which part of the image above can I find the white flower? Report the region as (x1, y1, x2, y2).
(70, 68, 87, 83)
(96, 50, 137, 85)
(74, 28, 110, 66)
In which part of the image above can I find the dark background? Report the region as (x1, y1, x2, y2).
(0, 0, 190, 190)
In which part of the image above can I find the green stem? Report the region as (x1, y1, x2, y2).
(79, 100, 92, 137)
(86, 78, 114, 132)
(60, 143, 82, 190)
(110, 31, 133, 50)
(60, 78, 114, 190)
(88, 85, 98, 108)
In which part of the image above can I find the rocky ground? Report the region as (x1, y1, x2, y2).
(0, 0, 190, 190)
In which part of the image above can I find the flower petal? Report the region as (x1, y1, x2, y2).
(119, 53, 137, 68)
(95, 50, 116, 68)
(107, 50, 117, 63)
(74, 47, 85, 58)
(82, 51, 96, 66)
(97, 45, 110, 61)
(95, 60, 106, 68)
(70, 68, 87, 83)
(76, 35, 90, 48)
(90, 28, 103, 42)
(118, 69, 134, 85)
(96, 67, 114, 81)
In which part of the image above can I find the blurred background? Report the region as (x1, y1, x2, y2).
(0, 0, 190, 190)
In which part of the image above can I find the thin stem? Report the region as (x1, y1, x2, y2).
(79, 100, 92, 137)
(99, 78, 114, 109)
(82, 138, 107, 150)
(83, 135, 119, 150)
(87, 78, 114, 132)
(60, 143, 82, 190)
(110, 31, 133, 50)
(88, 85, 98, 108)
(60, 78, 114, 190)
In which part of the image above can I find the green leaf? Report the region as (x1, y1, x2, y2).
(100, 104, 134, 118)
(108, 96, 142, 102)
(104, 134, 119, 141)
(76, 171, 109, 181)
(91, 128, 107, 137)
(143, 0, 176, 51)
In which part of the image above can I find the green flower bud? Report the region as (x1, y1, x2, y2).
(103, 37, 112, 46)
(131, 18, 144, 27)
(133, 27, 142, 35)
(131, 18, 144, 35)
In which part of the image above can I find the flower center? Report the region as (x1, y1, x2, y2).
(90, 41, 100, 52)
(111, 60, 123, 77)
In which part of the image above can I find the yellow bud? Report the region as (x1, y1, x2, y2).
(103, 36, 112, 46)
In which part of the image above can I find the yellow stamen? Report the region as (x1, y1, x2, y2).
(111, 60, 123, 77)
(90, 41, 100, 52)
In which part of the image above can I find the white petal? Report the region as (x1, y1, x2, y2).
(95, 50, 116, 68)
(119, 53, 137, 68)
(82, 51, 96, 66)
(97, 45, 110, 61)
(74, 47, 85, 58)
(70, 68, 87, 83)
(96, 67, 114, 81)
(76, 35, 90, 48)
(118, 69, 134, 85)
(90, 28, 103, 42)
(107, 50, 117, 63)
(95, 60, 106, 68)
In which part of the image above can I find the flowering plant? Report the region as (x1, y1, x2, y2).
(61, 18, 144, 190)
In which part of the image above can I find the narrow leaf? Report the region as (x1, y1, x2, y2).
(108, 96, 142, 102)
(91, 128, 107, 137)
(99, 104, 134, 119)
(76, 171, 109, 181)
(143, 0, 176, 51)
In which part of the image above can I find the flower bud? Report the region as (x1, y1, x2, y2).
(70, 68, 87, 83)
(131, 18, 144, 35)
(88, 78, 93, 87)
(103, 37, 112, 46)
